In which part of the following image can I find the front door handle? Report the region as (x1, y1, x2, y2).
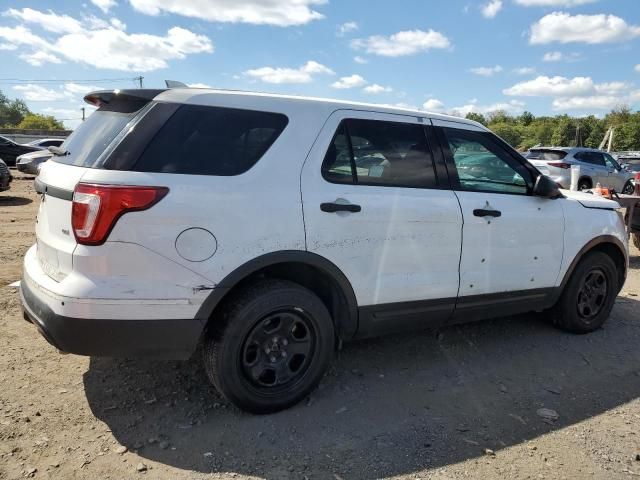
(473, 208, 501, 218)
(320, 202, 362, 213)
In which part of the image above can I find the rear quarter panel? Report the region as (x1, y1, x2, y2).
(78, 97, 332, 285)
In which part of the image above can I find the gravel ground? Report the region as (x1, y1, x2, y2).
(1, 172, 640, 480)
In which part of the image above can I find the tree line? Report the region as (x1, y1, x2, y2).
(466, 107, 640, 152)
(0, 90, 65, 130)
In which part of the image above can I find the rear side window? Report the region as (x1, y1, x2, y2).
(575, 151, 605, 166)
(133, 105, 288, 176)
(526, 149, 567, 161)
(322, 119, 437, 188)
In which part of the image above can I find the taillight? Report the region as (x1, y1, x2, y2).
(547, 162, 571, 169)
(72, 183, 168, 246)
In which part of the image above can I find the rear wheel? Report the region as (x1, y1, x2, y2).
(552, 251, 618, 334)
(578, 178, 592, 191)
(202, 279, 335, 414)
(622, 180, 635, 195)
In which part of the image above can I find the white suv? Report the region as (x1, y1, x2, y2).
(21, 88, 628, 413)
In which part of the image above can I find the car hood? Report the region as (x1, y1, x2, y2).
(560, 189, 620, 210)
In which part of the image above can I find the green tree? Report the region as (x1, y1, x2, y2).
(518, 111, 534, 126)
(0, 95, 30, 127)
(551, 116, 576, 146)
(17, 114, 64, 130)
(465, 112, 487, 125)
(491, 123, 522, 148)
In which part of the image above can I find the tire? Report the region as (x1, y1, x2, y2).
(622, 180, 635, 195)
(578, 178, 592, 191)
(202, 279, 335, 414)
(553, 251, 618, 334)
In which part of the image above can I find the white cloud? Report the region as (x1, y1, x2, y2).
(4, 8, 83, 34)
(514, 0, 595, 6)
(551, 95, 627, 111)
(187, 82, 212, 88)
(331, 74, 367, 89)
(128, 0, 326, 26)
(470, 65, 503, 76)
(63, 83, 104, 95)
(20, 51, 62, 66)
(91, 0, 117, 13)
(504, 75, 595, 96)
(337, 21, 358, 36)
(13, 84, 65, 102)
(450, 99, 526, 117)
(505, 75, 639, 111)
(0, 11, 214, 72)
(354, 55, 368, 64)
(635, 64, 640, 73)
(363, 83, 392, 94)
(351, 29, 451, 57)
(542, 51, 581, 62)
(481, 0, 502, 19)
(530, 12, 640, 45)
(513, 67, 536, 75)
(422, 98, 446, 112)
(244, 60, 333, 84)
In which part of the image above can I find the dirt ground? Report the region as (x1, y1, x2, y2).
(1, 172, 640, 480)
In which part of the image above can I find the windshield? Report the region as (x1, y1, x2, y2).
(52, 98, 147, 168)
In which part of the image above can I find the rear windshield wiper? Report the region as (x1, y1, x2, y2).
(48, 146, 69, 156)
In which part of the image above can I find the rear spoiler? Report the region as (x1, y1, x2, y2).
(83, 89, 166, 108)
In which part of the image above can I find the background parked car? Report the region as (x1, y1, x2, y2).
(526, 147, 635, 193)
(0, 135, 41, 167)
(0, 158, 12, 191)
(26, 138, 65, 148)
(16, 150, 53, 175)
(618, 155, 640, 173)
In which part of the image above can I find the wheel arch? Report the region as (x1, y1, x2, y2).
(560, 235, 627, 292)
(195, 251, 359, 341)
(578, 176, 593, 189)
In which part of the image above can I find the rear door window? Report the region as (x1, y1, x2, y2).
(133, 105, 288, 176)
(322, 119, 438, 188)
(576, 151, 606, 166)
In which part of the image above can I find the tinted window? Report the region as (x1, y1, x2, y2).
(322, 119, 437, 188)
(134, 105, 288, 176)
(603, 153, 621, 170)
(443, 128, 530, 195)
(526, 149, 567, 161)
(53, 98, 146, 168)
(575, 151, 605, 166)
(41, 140, 63, 147)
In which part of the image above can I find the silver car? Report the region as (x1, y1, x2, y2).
(526, 147, 635, 193)
(16, 150, 53, 175)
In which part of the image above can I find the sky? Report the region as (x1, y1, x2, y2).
(0, 0, 639, 128)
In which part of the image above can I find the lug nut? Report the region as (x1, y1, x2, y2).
(282, 339, 288, 346)
(270, 356, 276, 363)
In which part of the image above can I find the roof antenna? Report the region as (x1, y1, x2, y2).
(165, 80, 188, 88)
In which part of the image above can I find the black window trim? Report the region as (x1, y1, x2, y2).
(320, 118, 445, 191)
(435, 125, 540, 197)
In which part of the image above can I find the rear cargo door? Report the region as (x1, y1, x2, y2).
(33, 95, 151, 282)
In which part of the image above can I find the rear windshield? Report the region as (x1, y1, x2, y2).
(52, 97, 146, 168)
(132, 105, 288, 176)
(526, 149, 568, 161)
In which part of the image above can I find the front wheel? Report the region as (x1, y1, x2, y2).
(622, 180, 635, 195)
(552, 251, 619, 334)
(202, 279, 335, 414)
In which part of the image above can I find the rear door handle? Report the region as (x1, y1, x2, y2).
(320, 202, 361, 213)
(473, 209, 501, 218)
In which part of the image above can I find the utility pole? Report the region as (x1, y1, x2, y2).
(81, 107, 85, 121)
(136, 76, 144, 88)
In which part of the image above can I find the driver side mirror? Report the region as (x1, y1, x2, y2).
(533, 174, 563, 199)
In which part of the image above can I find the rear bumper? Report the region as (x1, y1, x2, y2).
(20, 277, 204, 359)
